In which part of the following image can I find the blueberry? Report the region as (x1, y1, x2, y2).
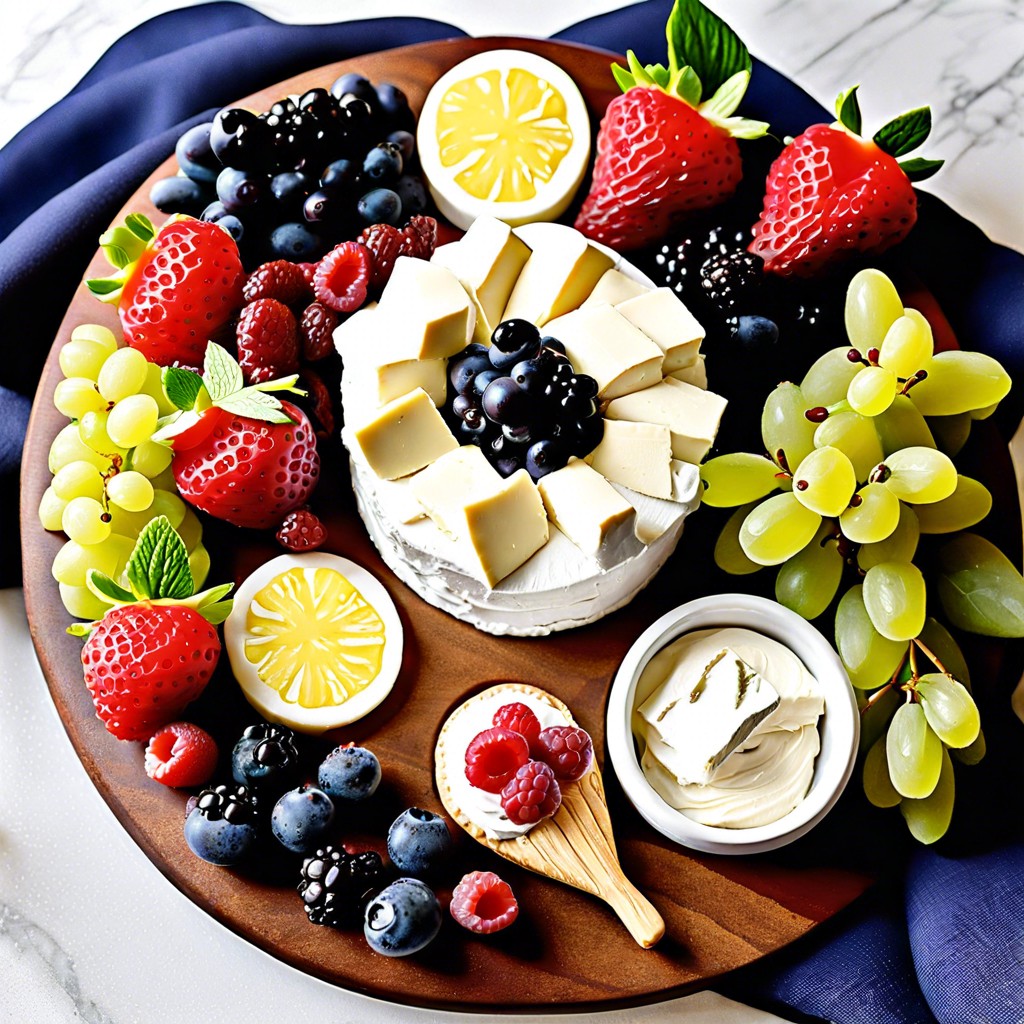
(270, 221, 324, 261)
(210, 107, 268, 171)
(183, 784, 257, 867)
(175, 122, 219, 183)
(541, 336, 566, 355)
(376, 82, 411, 121)
(386, 808, 454, 876)
(364, 878, 442, 957)
(490, 319, 542, 369)
(449, 351, 491, 395)
(734, 314, 780, 352)
(303, 186, 344, 224)
(387, 130, 415, 163)
(231, 723, 299, 790)
(270, 170, 314, 210)
(331, 73, 380, 112)
(357, 188, 402, 226)
(318, 745, 381, 801)
(509, 354, 553, 392)
(216, 166, 265, 212)
(150, 175, 210, 216)
(494, 455, 523, 477)
(200, 201, 245, 243)
(271, 785, 335, 854)
(320, 158, 360, 191)
(362, 142, 403, 183)
(471, 368, 502, 396)
(394, 174, 427, 216)
(525, 438, 568, 480)
(451, 394, 478, 421)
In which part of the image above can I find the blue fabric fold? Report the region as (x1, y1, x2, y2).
(3, 3, 1023, 1021)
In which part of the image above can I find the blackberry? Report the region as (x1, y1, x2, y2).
(184, 783, 259, 866)
(699, 250, 764, 312)
(299, 847, 387, 926)
(654, 221, 750, 297)
(231, 723, 300, 790)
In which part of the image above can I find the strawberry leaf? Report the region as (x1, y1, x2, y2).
(700, 69, 750, 120)
(203, 342, 244, 402)
(124, 213, 155, 241)
(126, 516, 194, 601)
(669, 66, 703, 107)
(199, 599, 234, 626)
(836, 85, 863, 136)
(86, 571, 135, 605)
(873, 106, 933, 157)
(625, 50, 658, 89)
(647, 63, 671, 88)
(611, 62, 635, 92)
(162, 366, 205, 411)
(666, 0, 750, 100)
(900, 156, 945, 182)
(217, 390, 294, 422)
(85, 277, 123, 298)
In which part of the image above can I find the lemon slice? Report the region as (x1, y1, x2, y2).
(225, 553, 403, 733)
(417, 49, 591, 230)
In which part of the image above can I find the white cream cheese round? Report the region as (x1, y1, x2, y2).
(633, 627, 824, 829)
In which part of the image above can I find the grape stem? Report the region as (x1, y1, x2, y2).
(912, 636, 952, 678)
(860, 649, 909, 714)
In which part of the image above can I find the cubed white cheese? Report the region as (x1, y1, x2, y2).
(615, 287, 705, 374)
(669, 354, 707, 390)
(581, 268, 650, 308)
(585, 419, 674, 499)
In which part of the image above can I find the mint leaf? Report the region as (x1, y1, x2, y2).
(666, 0, 750, 100)
(873, 106, 932, 157)
(203, 342, 244, 402)
(900, 156, 944, 182)
(126, 516, 194, 601)
(836, 85, 862, 136)
(218, 390, 294, 423)
(163, 366, 204, 411)
(86, 570, 135, 605)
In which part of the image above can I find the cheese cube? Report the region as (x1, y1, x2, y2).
(547, 304, 663, 400)
(537, 459, 642, 568)
(637, 647, 781, 785)
(352, 387, 458, 480)
(411, 446, 549, 587)
(376, 257, 475, 360)
(582, 268, 650, 309)
(669, 354, 707, 390)
(605, 376, 728, 464)
(585, 419, 673, 499)
(615, 288, 704, 373)
(431, 218, 531, 345)
(502, 225, 613, 326)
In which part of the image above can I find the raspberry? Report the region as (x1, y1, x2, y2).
(500, 760, 561, 826)
(297, 262, 319, 290)
(402, 215, 438, 258)
(464, 727, 529, 793)
(144, 721, 219, 788)
(236, 298, 299, 384)
(298, 368, 335, 436)
(313, 241, 371, 312)
(299, 301, 339, 362)
(450, 870, 518, 934)
(492, 702, 542, 756)
(276, 507, 327, 552)
(358, 223, 408, 290)
(535, 726, 593, 782)
(243, 260, 312, 305)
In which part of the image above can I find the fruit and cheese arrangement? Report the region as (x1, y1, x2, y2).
(25, 0, 1024, 1002)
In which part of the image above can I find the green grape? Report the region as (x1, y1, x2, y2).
(106, 394, 159, 449)
(58, 338, 108, 381)
(952, 729, 986, 766)
(50, 537, 122, 587)
(149, 489, 187, 529)
(858, 503, 920, 571)
(813, 409, 884, 482)
(900, 747, 954, 844)
(916, 672, 980, 748)
(862, 561, 927, 641)
(177, 508, 204, 552)
(860, 685, 901, 753)
(97, 346, 148, 402)
(131, 440, 174, 478)
(53, 377, 107, 419)
(739, 492, 821, 566)
(845, 268, 904, 350)
(878, 312, 933, 379)
(886, 701, 942, 799)
(872, 396, 936, 455)
(881, 446, 957, 504)
(914, 476, 991, 534)
(970, 402, 999, 421)
(48, 424, 109, 474)
(148, 466, 177, 492)
(70, 323, 118, 356)
(801, 347, 862, 406)
(910, 350, 1012, 416)
(62, 496, 112, 546)
(840, 483, 901, 544)
(38, 486, 68, 532)
(792, 446, 856, 517)
(59, 581, 111, 621)
(835, 584, 907, 689)
(775, 522, 842, 620)
(52, 460, 105, 502)
(105, 471, 155, 513)
(79, 411, 127, 459)
(928, 413, 972, 458)
(139, 361, 178, 417)
(761, 382, 816, 472)
(863, 735, 901, 808)
(189, 544, 211, 590)
(847, 365, 897, 417)
(700, 453, 781, 508)
(937, 532, 1024, 637)
(714, 504, 764, 576)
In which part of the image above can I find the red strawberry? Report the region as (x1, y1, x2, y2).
(574, 3, 767, 251)
(87, 214, 244, 366)
(750, 88, 943, 276)
(236, 298, 299, 384)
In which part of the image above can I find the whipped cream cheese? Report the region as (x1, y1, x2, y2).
(445, 690, 573, 840)
(633, 627, 824, 829)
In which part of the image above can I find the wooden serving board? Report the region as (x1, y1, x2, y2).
(19, 37, 887, 1012)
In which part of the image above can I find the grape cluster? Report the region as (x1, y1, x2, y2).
(443, 319, 602, 481)
(150, 74, 428, 269)
(700, 267, 1020, 843)
(39, 324, 208, 620)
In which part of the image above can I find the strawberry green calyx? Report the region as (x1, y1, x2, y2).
(833, 86, 944, 182)
(67, 516, 234, 635)
(85, 213, 158, 303)
(152, 342, 307, 444)
(611, 0, 769, 140)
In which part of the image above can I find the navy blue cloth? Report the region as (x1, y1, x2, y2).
(3, 3, 1023, 1021)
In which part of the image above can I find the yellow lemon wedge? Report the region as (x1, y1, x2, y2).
(417, 49, 591, 230)
(225, 553, 403, 733)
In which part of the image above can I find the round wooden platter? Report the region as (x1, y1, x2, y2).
(19, 37, 883, 1013)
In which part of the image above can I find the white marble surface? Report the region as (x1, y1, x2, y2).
(2, 2, 1022, 1023)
